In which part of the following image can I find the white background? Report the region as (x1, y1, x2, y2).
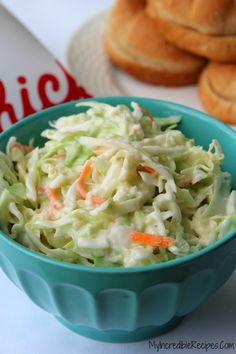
(1, 1, 236, 353)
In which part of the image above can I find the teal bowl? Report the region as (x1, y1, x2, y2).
(1, 97, 236, 343)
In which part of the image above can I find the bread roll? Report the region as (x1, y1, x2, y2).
(199, 62, 236, 123)
(104, 0, 206, 86)
(148, 0, 236, 62)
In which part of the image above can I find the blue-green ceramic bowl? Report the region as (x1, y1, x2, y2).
(1, 97, 236, 343)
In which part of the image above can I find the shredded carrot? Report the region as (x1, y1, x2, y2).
(46, 188, 63, 210)
(13, 143, 33, 153)
(79, 160, 93, 184)
(76, 159, 93, 198)
(77, 183, 88, 199)
(91, 195, 106, 205)
(179, 178, 192, 187)
(40, 185, 63, 210)
(140, 107, 155, 122)
(76, 160, 106, 205)
(130, 231, 175, 248)
(139, 163, 157, 176)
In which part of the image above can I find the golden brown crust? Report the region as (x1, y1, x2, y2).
(107, 0, 146, 35)
(148, 0, 236, 35)
(104, 0, 206, 86)
(148, 0, 236, 62)
(123, 10, 204, 66)
(198, 62, 236, 123)
(105, 35, 203, 85)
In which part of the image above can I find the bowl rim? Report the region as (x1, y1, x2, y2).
(0, 96, 236, 274)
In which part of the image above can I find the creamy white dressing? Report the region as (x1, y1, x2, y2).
(1, 102, 236, 267)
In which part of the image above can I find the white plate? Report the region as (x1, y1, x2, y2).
(67, 12, 236, 130)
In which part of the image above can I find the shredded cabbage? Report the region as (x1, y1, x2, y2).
(0, 101, 236, 267)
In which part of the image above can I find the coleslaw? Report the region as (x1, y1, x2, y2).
(0, 101, 236, 267)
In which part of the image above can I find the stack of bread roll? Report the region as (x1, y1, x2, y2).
(104, 0, 236, 124)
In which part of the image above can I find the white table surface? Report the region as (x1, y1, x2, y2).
(1, 1, 236, 353)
